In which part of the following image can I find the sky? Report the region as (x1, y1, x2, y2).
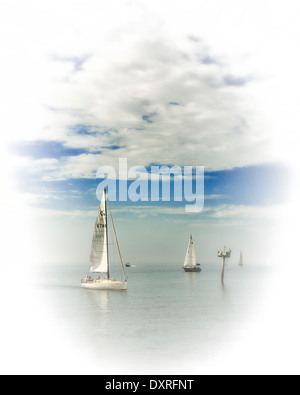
(0, 0, 300, 374)
(1, 0, 297, 267)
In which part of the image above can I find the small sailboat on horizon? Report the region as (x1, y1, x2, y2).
(183, 235, 201, 272)
(81, 188, 127, 290)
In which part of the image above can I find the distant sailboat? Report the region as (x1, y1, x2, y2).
(239, 251, 243, 266)
(81, 188, 127, 290)
(183, 235, 201, 272)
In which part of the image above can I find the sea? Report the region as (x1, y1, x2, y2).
(30, 261, 271, 375)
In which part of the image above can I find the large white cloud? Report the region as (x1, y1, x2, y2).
(1, 0, 299, 178)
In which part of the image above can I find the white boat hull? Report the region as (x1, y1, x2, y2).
(81, 279, 127, 290)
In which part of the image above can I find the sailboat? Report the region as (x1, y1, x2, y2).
(239, 251, 243, 266)
(183, 235, 201, 272)
(81, 188, 127, 290)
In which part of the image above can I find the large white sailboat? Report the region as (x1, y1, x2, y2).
(183, 235, 201, 272)
(81, 188, 127, 290)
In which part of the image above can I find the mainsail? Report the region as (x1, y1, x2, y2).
(184, 235, 197, 268)
(89, 191, 108, 275)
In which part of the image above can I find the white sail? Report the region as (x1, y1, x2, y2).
(89, 192, 108, 274)
(184, 235, 197, 268)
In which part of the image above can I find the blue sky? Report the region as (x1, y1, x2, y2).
(10, 136, 290, 212)
(13, 142, 290, 212)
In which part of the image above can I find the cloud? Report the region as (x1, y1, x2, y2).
(25, 201, 284, 225)
(2, 0, 299, 184)
(204, 204, 286, 222)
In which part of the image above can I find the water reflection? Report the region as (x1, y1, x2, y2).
(82, 290, 111, 335)
(84, 290, 110, 312)
(184, 271, 198, 289)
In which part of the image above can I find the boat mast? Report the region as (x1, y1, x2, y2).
(104, 188, 110, 280)
(107, 197, 127, 281)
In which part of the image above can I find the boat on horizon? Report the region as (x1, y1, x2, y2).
(183, 235, 201, 272)
(81, 188, 127, 290)
(125, 262, 136, 268)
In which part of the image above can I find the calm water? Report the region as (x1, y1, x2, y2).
(34, 262, 270, 374)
